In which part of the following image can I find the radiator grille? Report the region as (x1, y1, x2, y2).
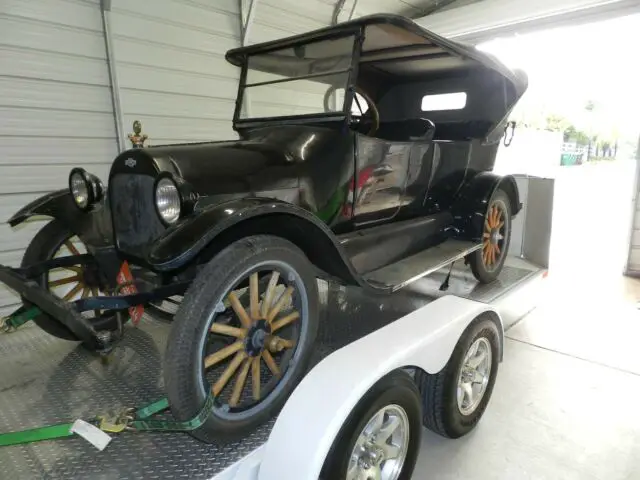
(110, 174, 166, 257)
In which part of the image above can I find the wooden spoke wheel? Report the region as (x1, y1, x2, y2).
(469, 189, 512, 284)
(164, 235, 320, 443)
(204, 270, 302, 410)
(21, 219, 106, 341)
(48, 238, 103, 304)
(482, 203, 506, 269)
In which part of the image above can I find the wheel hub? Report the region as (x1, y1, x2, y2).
(457, 337, 492, 416)
(245, 320, 272, 357)
(490, 228, 500, 245)
(347, 405, 409, 480)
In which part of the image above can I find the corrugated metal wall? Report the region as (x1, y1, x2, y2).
(0, 0, 117, 315)
(107, 0, 338, 144)
(109, 0, 241, 145)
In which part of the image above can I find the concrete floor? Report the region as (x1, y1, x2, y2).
(414, 160, 640, 480)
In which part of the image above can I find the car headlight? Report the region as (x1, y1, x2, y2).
(69, 168, 103, 211)
(155, 176, 181, 224)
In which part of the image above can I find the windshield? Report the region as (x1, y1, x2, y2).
(239, 35, 355, 120)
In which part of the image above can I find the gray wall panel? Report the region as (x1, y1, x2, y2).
(111, 0, 241, 144)
(0, 0, 116, 312)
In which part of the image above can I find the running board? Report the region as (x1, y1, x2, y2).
(363, 239, 482, 292)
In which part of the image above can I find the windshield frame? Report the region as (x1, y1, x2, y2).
(233, 28, 363, 129)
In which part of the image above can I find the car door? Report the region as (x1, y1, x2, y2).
(351, 135, 411, 226)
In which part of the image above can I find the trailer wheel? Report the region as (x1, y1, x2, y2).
(469, 188, 512, 283)
(321, 370, 422, 480)
(164, 235, 319, 443)
(416, 317, 500, 438)
(20, 219, 105, 341)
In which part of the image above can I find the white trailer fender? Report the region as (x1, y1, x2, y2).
(258, 295, 503, 480)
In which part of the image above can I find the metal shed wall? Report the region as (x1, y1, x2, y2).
(107, 0, 340, 142)
(0, 0, 117, 315)
(108, 0, 241, 145)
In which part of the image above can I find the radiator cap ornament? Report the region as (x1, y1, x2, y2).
(128, 120, 148, 149)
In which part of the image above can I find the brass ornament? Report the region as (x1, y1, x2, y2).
(127, 120, 148, 148)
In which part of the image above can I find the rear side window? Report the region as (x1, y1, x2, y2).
(421, 92, 467, 111)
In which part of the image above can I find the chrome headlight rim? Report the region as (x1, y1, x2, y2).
(153, 172, 198, 226)
(69, 167, 103, 211)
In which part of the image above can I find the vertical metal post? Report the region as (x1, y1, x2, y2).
(101, 0, 126, 151)
(240, 0, 258, 46)
(238, 0, 258, 118)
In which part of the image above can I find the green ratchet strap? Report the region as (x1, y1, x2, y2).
(0, 306, 40, 333)
(0, 423, 76, 447)
(0, 392, 215, 447)
(129, 393, 214, 432)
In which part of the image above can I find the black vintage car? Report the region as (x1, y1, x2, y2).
(0, 15, 527, 442)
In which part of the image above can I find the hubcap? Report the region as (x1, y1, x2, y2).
(347, 405, 410, 480)
(203, 267, 303, 412)
(457, 337, 492, 416)
(482, 202, 506, 269)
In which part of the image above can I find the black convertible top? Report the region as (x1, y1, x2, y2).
(225, 14, 528, 99)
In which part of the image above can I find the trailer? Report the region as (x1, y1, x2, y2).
(0, 255, 546, 480)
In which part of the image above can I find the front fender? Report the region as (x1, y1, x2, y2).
(148, 198, 359, 285)
(7, 189, 113, 248)
(8, 190, 72, 227)
(451, 172, 520, 241)
(259, 295, 503, 480)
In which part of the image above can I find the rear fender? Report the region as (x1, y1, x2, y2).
(8, 189, 113, 248)
(147, 197, 361, 285)
(451, 172, 520, 241)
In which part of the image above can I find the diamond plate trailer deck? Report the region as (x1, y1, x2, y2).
(0, 260, 545, 480)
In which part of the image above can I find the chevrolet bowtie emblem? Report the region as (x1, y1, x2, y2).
(125, 158, 137, 168)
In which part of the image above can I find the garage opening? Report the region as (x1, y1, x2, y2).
(477, 13, 640, 294)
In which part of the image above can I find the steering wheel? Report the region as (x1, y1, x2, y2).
(323, 86, 380, 137)
(351, 88, 380, 137)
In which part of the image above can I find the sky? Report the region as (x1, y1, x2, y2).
(476, 13, 640, 139)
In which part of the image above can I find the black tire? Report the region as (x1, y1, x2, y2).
(469, 188, 512, 283)
(21, 219, 81, 341)
(164, 234, 320, 443)
(416, 316, 500, 439)
(321, 370, 422, 480)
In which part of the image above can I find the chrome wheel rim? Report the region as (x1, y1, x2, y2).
(457, 337, 492, 415)
(347, 404, 410, 480)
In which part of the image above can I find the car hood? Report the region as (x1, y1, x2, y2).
(109, 125, 341, 197)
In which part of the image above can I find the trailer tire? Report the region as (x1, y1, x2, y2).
(321, 370, 422, 480)
(416, 316, 499, 438)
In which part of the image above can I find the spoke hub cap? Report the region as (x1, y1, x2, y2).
(490, 229, 500, 245)
(245, 320, 272, 357)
